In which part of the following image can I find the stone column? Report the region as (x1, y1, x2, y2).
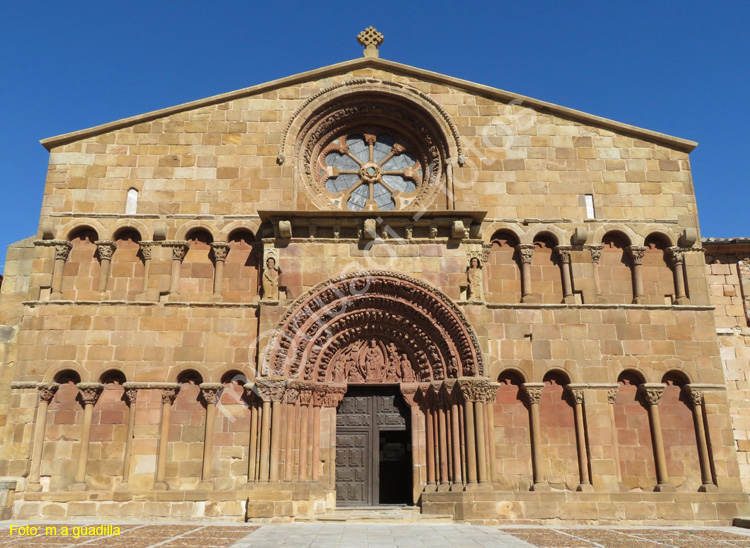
(639, 383, 674, 492)
(627, 245, 647, 304)
(259, 400, 271, 481)
(121, 386, 138, 483)
(243, 385, 259, 482)
(522, 382, 547, 491)
(566, 384, 593, 492)
(155, 385, 180, 488)
(607, 386, 623, 486)
(667, 247, 690, 305)
(255, 377, 286, 482)
(28, 383, 59, 489)
(448, 384, 463, 490)
(433, 383, 450, 492)
(399, 384, 424, 504)
(210, 242, 231, 301)
(484, 382, 500, 484)
(311, 387, 325, 482)
(517, 244, 535, 303)
(199, 383, 223, 485)
(297, 385, 313, 481)
(422, 387, 437, 492)
(587, 245, 604, 303)
(71, 383, 104, 489)
(138, 241, 154, 294)
(284, 385, 300, 481)
(165, 241, 189, 298)
(51, 240, 73, 299)
(685, 386, 717, 491)
(95, 240, 117, 292)
(555, 245, 576, 303)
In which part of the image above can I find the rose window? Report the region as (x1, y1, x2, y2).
(316, 133, 422, 211)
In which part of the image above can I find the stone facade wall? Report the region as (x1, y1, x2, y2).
(0, 60, 745, 523)
(705, 245, 750, 491)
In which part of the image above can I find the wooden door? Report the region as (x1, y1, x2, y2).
(335, 386, 409, 506)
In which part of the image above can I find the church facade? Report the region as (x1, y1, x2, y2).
(0, 29, 749, 523)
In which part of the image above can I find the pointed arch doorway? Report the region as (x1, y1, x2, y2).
(336, 386, 412, 506)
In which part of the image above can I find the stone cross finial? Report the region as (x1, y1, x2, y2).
(357, 26, 384, 58)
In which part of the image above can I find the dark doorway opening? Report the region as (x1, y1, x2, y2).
(335, 386, 412, 506)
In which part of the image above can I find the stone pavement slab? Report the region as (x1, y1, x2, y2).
(1, 523, 750, 547)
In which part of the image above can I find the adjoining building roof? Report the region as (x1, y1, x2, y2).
(703, 237, 750, 244)
(40, 56, 698, 153)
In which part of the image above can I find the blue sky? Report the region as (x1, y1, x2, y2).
(1, 1, 748, 272)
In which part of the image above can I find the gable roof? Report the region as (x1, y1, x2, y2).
(40, 56, 698, 152)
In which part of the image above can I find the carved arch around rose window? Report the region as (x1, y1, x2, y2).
(262, 271, 483, 383)
(280, 79, 461, 212)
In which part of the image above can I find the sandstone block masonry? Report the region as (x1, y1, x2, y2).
(0, 49, 747, 523)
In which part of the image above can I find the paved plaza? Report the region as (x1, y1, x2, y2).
(2, 523, 750, 547)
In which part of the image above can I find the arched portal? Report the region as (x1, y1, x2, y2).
(252, 271, 491, 507)
(262, 270, 484, 383)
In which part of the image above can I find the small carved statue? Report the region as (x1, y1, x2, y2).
(400, 354, 415, 382)
(385, 342, 400, 381)
(262, 257, 280, 300)
(362, 339, 383, 381)
(466, 257, 484, 301)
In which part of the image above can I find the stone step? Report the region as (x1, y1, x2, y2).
(295, 506, 454, 523)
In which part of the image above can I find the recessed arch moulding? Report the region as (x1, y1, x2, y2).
(279, 79, 463, 212)
(260, 271, 484, 388)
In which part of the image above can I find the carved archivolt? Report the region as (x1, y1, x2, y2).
(279, 79, 462, 212)
(262, 271, 483, 382)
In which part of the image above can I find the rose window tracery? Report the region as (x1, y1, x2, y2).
(317, 132, 422, 211)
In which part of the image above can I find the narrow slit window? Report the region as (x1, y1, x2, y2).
(126, 188, 138, 214)
(584, 194, 595, 219)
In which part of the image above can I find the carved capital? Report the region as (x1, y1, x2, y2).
(284, 386, 300, 404)
(165, 241, 190, 262)
(199, 383, 224, 406)
(139, 241, 155, 261)
(606, 386, 619, 404)
(517, 244, 535, 265)
(54, 241, 74, 261)
(161, 386, 180, 405)
(626, 245, 647, 266)
(521, 383, 545, 406)
(95, 240, 117, 261)
(38, 382, 60, 403)
(565, 384, 585, 405)
(399, 383, 420, 407)
(210, 242, 231, 262)
(639, 383, 666, 406)
(76, 383, 104, 406)
(457, 377, 495, 403)
(555, 245, 573, 264)
(322, 384, 348, 407)
(254, 376, 287, 402)
(125, 388, 138, 404)
(684, 385, 703, 407)
(586, 245, 603, 264)
(666, 246, 686, 267)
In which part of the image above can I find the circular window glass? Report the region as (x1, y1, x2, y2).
(316, 132, 423, 211)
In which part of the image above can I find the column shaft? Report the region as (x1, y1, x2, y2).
(474, 401, 488, 484)
(259, 401, 271, 481)
(285, 402, 296, 480)
(201, 402, 216, 481)
(122, 391, 137, 482)
(464, 401, 478, 485)
(248, 402, 259, 482)
(298, 404, 310, 480)
(529, 402, 543, 487)
(573, 398, 591, 489)
(438, 405, 449, 487)
(425, 406, 436, 488)
(311, 406, 321, 481)
(75, 403, 95, 483)
(450, 402, 462, 486)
